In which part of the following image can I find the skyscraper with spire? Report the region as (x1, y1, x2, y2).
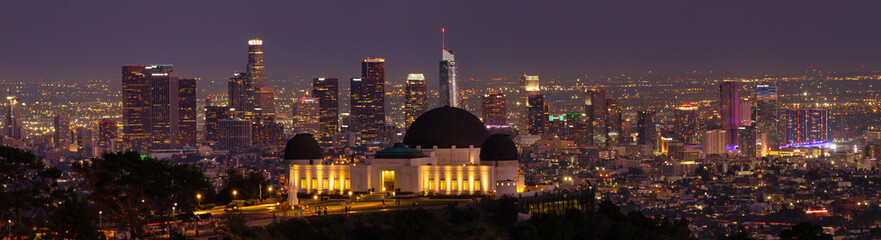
(439, 28, 458, 107)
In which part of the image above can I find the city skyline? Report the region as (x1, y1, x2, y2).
(2, 1, 881, 88)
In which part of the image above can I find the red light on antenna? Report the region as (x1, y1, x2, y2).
(442, 27, 445, 32)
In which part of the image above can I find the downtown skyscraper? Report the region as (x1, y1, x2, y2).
(519, 75, 540, 134)
(637, 110, 657, 146)
(53, 115, 71, 149)
(720, 81, 741, 146)
(585, 88, 608, 145)
(205, 102, 233, 143)
(178, 78, 197, 147)
(313, 78, 339, 146)
(439, 28, 458, 107)
(754, 83, 779, 151)
(5, 96, 23, 139)
(405, 73, 427, 127)
(122, 64, 194, 151)
(482, 92, 506, 126)
(527, 94, 548, 135)
(97, 119, 118, 154)
(351, 58, 386, 145)
(292, 96, 320, 136)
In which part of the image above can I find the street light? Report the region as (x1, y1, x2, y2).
(268, 187, 273, 201)
(233, 190, 238, 201)
(98, 211, 102, 228)
(196, 194, 202, 205)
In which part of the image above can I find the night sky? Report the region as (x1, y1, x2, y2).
(2, 0, 880, 87)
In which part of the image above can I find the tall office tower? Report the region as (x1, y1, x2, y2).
(205, 104, 233, 142)
(246, 39, 274, 122)
(227, 72, 250, 118)
(703, 129, 728, 155)
(739, 100, 752, 126)
(674, 104, 703, 145)
(178, 78, 197, 147)
(637, 110, 657, 146)
(405, 73, 428, 127)
(439, 49, 457, 107)
(605, 98, 623, 145)
(97, 119, 118, 154)
(351, 58, 386, 144)
(252, 121, 284, 145)
(149, 64, 180, 149)
(482, 92, 507, 126)
(254, 87, 276, 122)
(784, 109, 830, 144)
(4, 96, 23, 139)
(122, 65, 152, 152)
(218, 118, 252, 150)
(313, 78, 339, 146)
(526, 94, 548, 135)
(585, 88, 608, 145)
(519, 75, 540, 133)
(720, 81, 741, 146)
(76, 127, 97, 158)
(53, 115, 71, 149)
(738, 125, 757, 158)
(292, 96, 320, 136)
(565, 113, 588, 144)
(754, 83, 779, 149)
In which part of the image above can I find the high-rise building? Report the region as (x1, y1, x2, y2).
(76, 127, 97, 158)
(784, 109, 830, 144)
(123, 65, 186, 151)
(703, 129, 728, 155)
(720, 81, 741, 145)
(605, 98, 622, 145)
(122, 65, 152, 152)
(178, 78, 197, 147)
(526, 94, 548, 135)
(149, 64, 180, 149)
(405, 73, 428, 127)
(519, 75, 540, 133)
(5, 96, 23, 139)
(292, 96, 320, 136)
(738, 125, 757, 157)
(585, 88, 608, 146)
(755, 83, 779, 150)
(482, 92, 506, 126)
(227, 72, 249, 118)
(313, 78, 339, 146)
(205, 104, 233, 143)
(439, 49, 457, 107)
(53, 115, 71, 149)
(351, 58, 386, 145)
(247, 39, 275, 122)
(674, 104, 703, 145)
(252, 121, 284, 146)
(637, 110, 656, 146)
(97, 119, 118, 154)
(218, 118, 252, 150)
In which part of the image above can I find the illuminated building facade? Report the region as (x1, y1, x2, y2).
(605, 98, 623, 145)
(405, 73, 427, 127)
(738, 125, 757, 157)
(122, 65, 151, 152)
(703, 129, 728, 155)
(585, 88, 607, 145)
(53, 115, 71, 149)
(481, 92, 506, 126)
(755, 83, 779, 149)
(205, 104, 233, 143)
(218, 118, 252, 150)
(312, 78, 339, 146)
(227, 72, 249, 118)
(286, 107, 522, 203)
(784, 109, 830, 144)
(149, 64, 180, 149)
(178, 78, 197, 147)
(637, 110, 656, 146)
(527, 94, 548, 135)
(439, 49, 457, 107)
(5, 96, 23, 139)
(519, 75, 540, 133)
(720, 81, 741, 146)
(674, 104, 703, 145)
(252, 121, 284, 146)
(97, 119, 118, 154)
(351, 58, 386, 145)
(292, 96, 320, 136)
